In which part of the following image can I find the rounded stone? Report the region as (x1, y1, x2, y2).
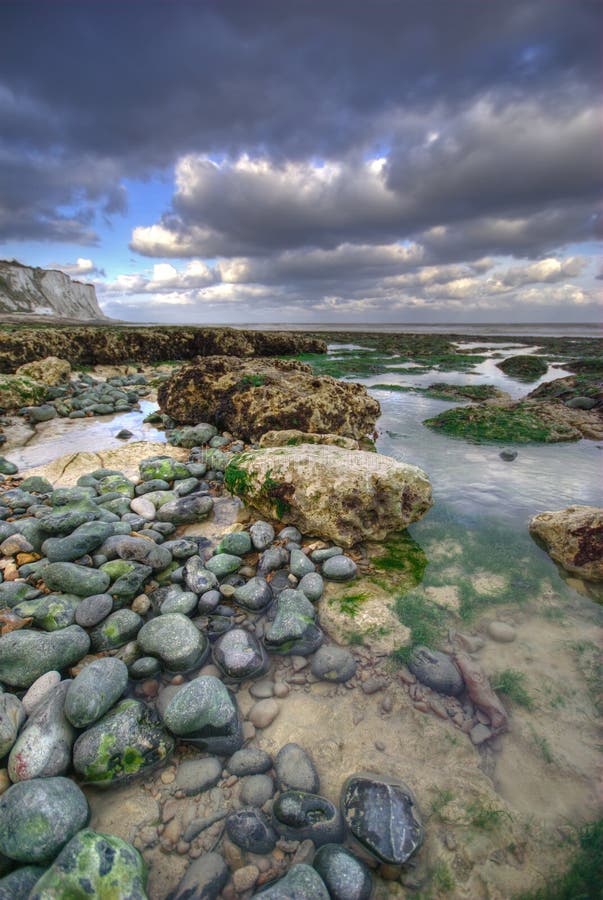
(275, 743, 319, 793)
(8, 681, 75, 781)
(0, 777, 89, 863)
(225, 808, 277, 854)
(313, 843, 373, 900)
(248, 698, 280, 729)
(137, 613, 209, 672)
(21, 670, 61, 714)
(322, 555, 358, 582)
(41, 561, 111, 597)
(487, 621, 517, 643)
(311, 645, 357, 682)
(499, 449, 518, 462)
(233, 577, 273, 612)
(0, 626, 90, 689)
(162, 675, 243, 755)
(0, 693, 25, 758)
(174, 757, 222, 795)
(205, 553, 242, 578)
(129, 656, 161, 679)
(255, 863, 330, 899)
(227, 747, 273, 777)
(250, 520, 275, 551)
(240, 773, 275, 807)
(89, 609, 143, 651)
(183, 556, 219, 594)
(341, 773, 424, 865)
(298, 572, 324, 602)
(74, 592, 114, 627)
(213, 628, 270, 681)
(218, 531, 253, 556)
(65, 657, 129, 728)
(273, 791, 345, 846)
(289, 548, 316, 579)
(172, 851, 228, 900)
(408, 646, 464, 696)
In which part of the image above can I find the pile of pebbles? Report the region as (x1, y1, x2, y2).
(0, 446, 426, 897)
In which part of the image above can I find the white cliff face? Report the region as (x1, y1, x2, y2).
(0, 260, 106, 319)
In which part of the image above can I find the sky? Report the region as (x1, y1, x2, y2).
(0, 0, 601, 325)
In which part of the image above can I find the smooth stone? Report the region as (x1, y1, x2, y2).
(41, 521, 113, 563)
(311, 645, 357, 683)
(227, 747, 273, 777)
(470, 723, 493, 745)
(75, 592, 113, 627)
(278, 525, 303, 542)
(160, 590, 198, 616)
(233, 577, 273, 612)
(157, 493, 213, 525)
(89, 609, 143, 651)
(313, 843, 373, 900)
(257, 546, 289, 577)
(240, 773, 275, 807)
(298, 572, 324, 602)
(174, 477, 199, 496)
(322, 555, 357, 582)
(38, 504, 99, 535)
(249, 678, 274, 699)
(21, 670, 61, 714)
(226, 808, 277, 854)
(0, 866, 46, 899)
(408, 646, 464, 696)
(184, 556, 219, 594)
(487, 621, 517, 643)
(0, 777, 89, 863)
(499, 449, 518, 461)
(205, 553, 242, 578)
(311, 546, 344, 562)
(248, 698, 279, 729)
(341, 774, 424, 865)
(174, 757, 222, 796)
(135, 478, 170, 495)
(289, 548, 316, 578)
(566, 396, 596, 410)
(162, 538, 199, 559)
(65, 657, 128, 728)
(172, 852, 228, 900)
(0, 458, 18, 476)
(41, 561, 110, 597)
(198, 589, 221, 613)
(275, 743, 319, 793)
(13, 592, 80, 631)
(137, 613, 209, 672)
(218, 531, 252, 556)
(0, 693, 25, 758)
(264, 589, 323, 656)
(8, 681, 75, 781)
(213, 628, 270, 680)
(162, 675, 243, 755)
(254, 864, 329, 899)
(273, 791, 345, 846)
(0, 581, 40, 608)
(73, 699, 174, 785)
(250, 521, 275, 551)
(0, 626, 90, 688)
(28, 829, 147, 899)
(100, 534, 172, 571)
(129, 656, 161, 679)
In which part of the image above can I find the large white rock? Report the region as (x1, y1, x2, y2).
(529, 505, 603, 582)
(224, 444, 433, 547)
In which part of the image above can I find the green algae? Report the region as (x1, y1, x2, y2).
(497, 354, 548, 380)
(423, 403, 564, 444)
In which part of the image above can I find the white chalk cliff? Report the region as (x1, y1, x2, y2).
(0, 260, 106, 319)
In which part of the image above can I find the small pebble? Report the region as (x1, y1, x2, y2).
(248, 698, 280, 729)
(487, 621, 517, 643)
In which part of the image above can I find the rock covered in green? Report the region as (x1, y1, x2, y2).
(162, 675, 243, 754)
(41, 561, 110, 597)
(13, 593, 80, 631)
(312, 844, 372, 900)
(254, 863, 330, 899)
(28, 829, 147, 899)
(0, 865, 46, 899)
(73, 699, 174, 785)
(0, 777, 89, 863)
(264, 589, 323, 656)
(89, 609, 143, 651)
(0, 626, 90, 688)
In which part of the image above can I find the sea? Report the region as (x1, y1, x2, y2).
(233, 322, 602, 338)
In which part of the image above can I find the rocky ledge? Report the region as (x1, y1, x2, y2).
(529, 505, 603, 582)
(157, 356, 381, 441)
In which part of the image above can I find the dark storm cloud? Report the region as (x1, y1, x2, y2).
(0, 0, 600, 244)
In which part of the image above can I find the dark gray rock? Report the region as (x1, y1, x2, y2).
(273, 791, 344, 846)
(311, 645, 357, 683)
(42, 521, 114, 562)
(289, 548, 316, 578)
(162, 675, 243, 755)
(217, 531, 252, 556)
(205, 553, 242, 578)
(275, 743, 319, 793)
(157, 493, 213, 525)
(13, 592, 79, 631)
(341, 773, 424, 865)
(99, 534, 173, 570)
(499, 449, 518, 461)
(184, 556, 218, 594)
(226, 808, 277, 854)
(41, 561, 110, 597)
(0, 865, 46, 900)
(257, 546, 289, 577)
(0, 777, 89, 863)
(298, 572, 324, 602)
(254, 864, 329, 899)
(233, 577, 273, 612)
(250, 521, 275, 551)
(240, 774, 275, 807)
(213, 628, 270, 680)
(566, 396, 597, 410)
(0, 581, 40, 609)
(172, 851, 228, 900)
(227, 747, 273, 777)
(89, 609, 143, 651)
(408, 646, 464, 696)
(173, 758, 222, 796)
(129, 656, 161, 680)
(197, 589, 221, 613)
(74, 592, 113, 627)
(264, 589, 323, 656)
(313, 844, 373, 900)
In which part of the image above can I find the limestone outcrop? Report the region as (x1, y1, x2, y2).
(16, 357, 71, 386)
(224, 444, 432, 546)
(158, 357, 380, 441)
(529, 505, 603, 582)
(0, 260, 105, 319)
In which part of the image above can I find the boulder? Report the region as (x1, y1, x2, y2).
(259, 429, 359, 450)
(0, 375, 46, 411)
(0, 626, 90, 688)
(157, 356, 380, 440)
(16, 356, 71, 386)
(225, 445, 432, 547)
(528, 506, 603, 582)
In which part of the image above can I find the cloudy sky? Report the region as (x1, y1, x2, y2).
(1, 0, 600, 324)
